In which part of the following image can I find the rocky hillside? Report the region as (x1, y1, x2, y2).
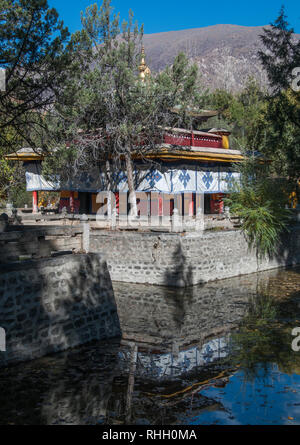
(143, 24, 300, 92)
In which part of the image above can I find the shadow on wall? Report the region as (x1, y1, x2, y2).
(0, 243, 121, 367)
(0, 223, 83, 264)
(164, 241, 198, 288)
(273, 225, 300, 272)
(239, 222, 300, 273)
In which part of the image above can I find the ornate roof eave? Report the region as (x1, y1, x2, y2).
(170, 108, 219, 120)
(133, 144, 245, 163)
(162, 126, 223, 139)
(5, 148, 44, 161)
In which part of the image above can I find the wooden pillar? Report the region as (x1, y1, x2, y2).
(158, 195, 163, 217)
(150, 192, 160, 226)
(32, 191, 38, 213)
(183, 192, 193, 217)
(115, 192, 120, 215)
(70, 191, 75, 214)
(190, 192, 196, 216)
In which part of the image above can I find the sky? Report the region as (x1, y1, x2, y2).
(48, 0, 300, 35)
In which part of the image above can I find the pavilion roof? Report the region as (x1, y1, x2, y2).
(141, 145, 244, 163)
(4, 147, 44, 161)
(170, 107, 219, 120)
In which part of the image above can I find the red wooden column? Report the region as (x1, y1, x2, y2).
(189, 196, 195, 216)
(32, 191, 38, 213)
(158, 195, 163, 217)
(115, 192, 120, 215)
(70, 191, 75, 214)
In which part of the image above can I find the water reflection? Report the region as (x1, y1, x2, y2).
(0, 266, 300, 425)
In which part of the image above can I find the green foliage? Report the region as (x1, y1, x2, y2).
(208, 81, 300, 185)
(228, 288, 300, 380)
(207, 42, 297, 256)
(258, 6, 300, 93)
(225, 159, 292, 258)
(0, 124, 26, 199)
(261, 91, 300, 183)
(258, 6, 300, 184)
(0, 0, 83, 201)
(208, 78, 268, 150)
(10, 186, 32, 208)
(0, 158, 14, 198)
(0, 158, 32, 206)
(42, 144, 78, 183)
(0, 0, 78, 150)
(244, 290, 278, 326)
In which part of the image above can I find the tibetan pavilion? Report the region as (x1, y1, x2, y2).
(5, 122, 243, 216)
(5, 49, 244, 216)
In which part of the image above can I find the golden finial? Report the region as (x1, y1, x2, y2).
(139, 45, 151, 81)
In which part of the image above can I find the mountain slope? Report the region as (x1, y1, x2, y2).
(143, 24, 300, 91)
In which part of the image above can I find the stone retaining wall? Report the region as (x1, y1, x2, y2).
(0, 226, 84, 263)
(90, 226, 300, 287)
(0, 253, 121, 367)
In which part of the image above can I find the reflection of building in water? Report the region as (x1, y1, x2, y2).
(38, 336, 233, 425)
(112, 272, 261, 381)
(120, 336, 230, 379)
(113, 273, 257, 349)
(2, 268, 296, 425)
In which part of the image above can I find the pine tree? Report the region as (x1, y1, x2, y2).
(258, 6, 300, 186)
(0, 0, 79, 151)
(259, 6, 300, 94)
(45, 0, 200, 217)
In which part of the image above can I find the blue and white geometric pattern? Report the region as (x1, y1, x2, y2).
(25, 162, 241, 194)
(179, 170, 191, 189)
(123, 336, 229, 378)
(202, 171, 214, 190)
(145, 170, 162, 188)
(219, 170, 240, 193)
(225, 172, 234, 190)
(172, 168, 195, 192)
(112, 170, 127, 187)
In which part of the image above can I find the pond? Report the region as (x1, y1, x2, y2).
(0, 266, 300, 425)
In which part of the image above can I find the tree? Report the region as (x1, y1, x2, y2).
(0, 0, 79, 152)
(0, 125, 26, 202)
(209, 9, 300, 191)
(258, 90, 300, 183)
(258, 6, 300, 187)
(258, 6, 300, 94)
(209, 79, 268, 150)
(44, 0, 200, 217)
(210, 11, 298, 257)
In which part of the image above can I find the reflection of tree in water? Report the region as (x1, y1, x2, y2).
(228, 280, 300, 381)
